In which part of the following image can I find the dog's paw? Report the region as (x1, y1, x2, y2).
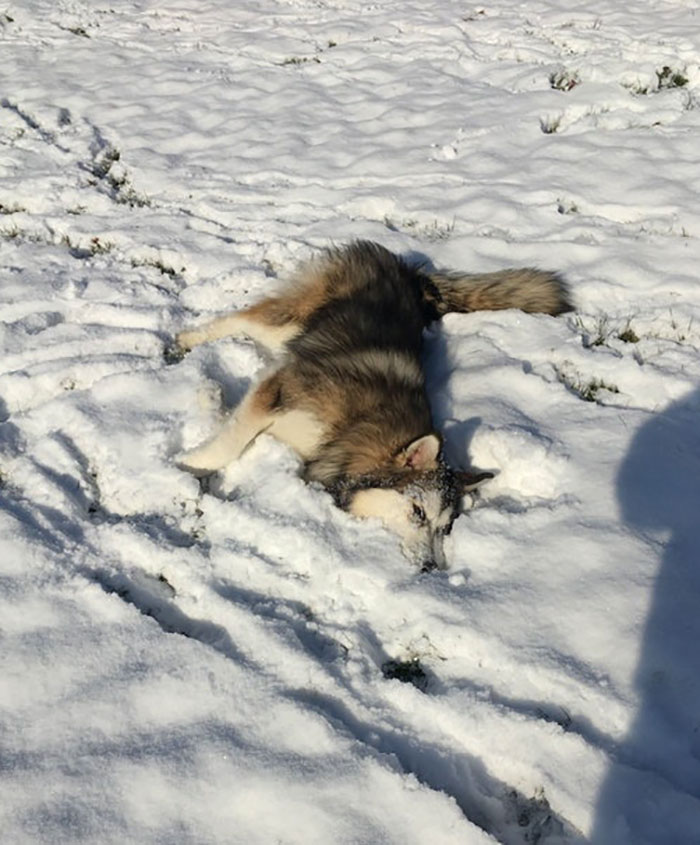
(177, 460, 214, 479)
(176, 447, 217, 478)
(174, 328, 204, 352)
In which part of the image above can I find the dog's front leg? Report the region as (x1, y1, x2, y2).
(178, 374, 282, 475)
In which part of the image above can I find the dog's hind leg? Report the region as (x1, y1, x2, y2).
(176, 296, 303, 353)
(178, 371, 285, 475)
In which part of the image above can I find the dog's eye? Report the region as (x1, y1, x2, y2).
(412, 503, 426, 523)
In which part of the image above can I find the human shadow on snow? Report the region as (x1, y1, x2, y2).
(593, 387, 700, 843)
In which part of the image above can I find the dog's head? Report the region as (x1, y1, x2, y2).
(339, 434, 493, 570)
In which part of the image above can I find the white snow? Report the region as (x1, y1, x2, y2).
(1, 1, 700, 843)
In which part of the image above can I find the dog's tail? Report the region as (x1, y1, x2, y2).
(423, 266, 572, 317)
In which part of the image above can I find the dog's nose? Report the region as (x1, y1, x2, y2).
(420, 560, 438, 573)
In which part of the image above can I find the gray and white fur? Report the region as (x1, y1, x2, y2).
(176, 240, 571, 569)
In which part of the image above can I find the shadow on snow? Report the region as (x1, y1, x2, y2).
(593, 387, 700, 843)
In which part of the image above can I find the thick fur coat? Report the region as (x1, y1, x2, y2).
(176, 241, 570, 568)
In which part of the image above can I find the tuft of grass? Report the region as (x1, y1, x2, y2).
(556, 198, 579, 215)
(91, 145, 151, 207)
(281, 55, 321, 66)
(130, 255, 186, 279)
(617, 321, 640, 344)
(114, 182, 151, 208)
(92, 146, 121, 180)
(574, 314, 612, 348)
(625, 66, 689, 96)
(382, 658, 429, 692)
(573, 314, 642, 348)
(157, 573, 176, 596)
(0, 223, 21, 239)
(507, 785, 561, 838)
(657, 66, 688, 89)
(0, 200, 26, 214)
(574, 310, 695, 350)
(555, 364, 620, 403)
(383, 215, 455, 241)
(549, 69, 580, 92)
(668, 309, 693, 343)
(89, 236, 114, 255)
(540, 114, 562, 134)
(579, 377, 620, 402)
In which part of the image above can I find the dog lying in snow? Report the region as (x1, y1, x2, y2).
(176, 240, 570, 569)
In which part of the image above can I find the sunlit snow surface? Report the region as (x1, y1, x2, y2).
(1, 2, 700, 843)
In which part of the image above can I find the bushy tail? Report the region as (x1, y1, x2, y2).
(424, 267, 572, 317)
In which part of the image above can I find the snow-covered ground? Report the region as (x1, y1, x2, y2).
(2, 1, 700, 842)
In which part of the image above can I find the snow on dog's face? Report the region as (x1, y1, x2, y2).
(347, 435, 493, 570)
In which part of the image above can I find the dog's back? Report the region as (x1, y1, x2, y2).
(281, 241, 570, 484)
(283, 240, 570, 354)
(288, 241, 429, 361)
(273, 242, 431, 483)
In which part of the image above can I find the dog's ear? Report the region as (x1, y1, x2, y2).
(457, 470, 494, 492)
(397, 433, 441, 470)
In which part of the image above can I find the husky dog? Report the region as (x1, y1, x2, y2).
(176, 241, 570, 570)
